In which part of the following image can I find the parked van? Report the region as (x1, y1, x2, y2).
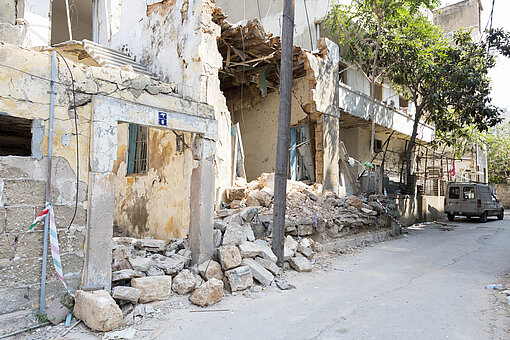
(444, 182, 504, 222)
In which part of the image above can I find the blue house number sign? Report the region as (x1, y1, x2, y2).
(158, 112, 167, 126)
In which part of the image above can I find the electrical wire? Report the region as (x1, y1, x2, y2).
(303, 0, 314, 50)
(54, 51, 80, 231)
(256, 0, 262, 19)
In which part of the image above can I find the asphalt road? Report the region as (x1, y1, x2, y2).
(152, 213, 510, 340)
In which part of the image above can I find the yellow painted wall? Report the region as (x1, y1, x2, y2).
(231, 77, 309, 181)
(113, 123, 193, 240)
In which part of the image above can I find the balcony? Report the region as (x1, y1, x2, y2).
(338, 82, 434, 143)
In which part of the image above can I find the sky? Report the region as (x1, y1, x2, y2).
(442, 0, 510, 113)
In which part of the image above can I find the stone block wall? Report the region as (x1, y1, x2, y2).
(0, 156, 86, 315)
(496, 184, 510, 209)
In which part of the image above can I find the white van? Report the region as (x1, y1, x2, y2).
(444, 182, 504, 222)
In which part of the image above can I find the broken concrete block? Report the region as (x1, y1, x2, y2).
(216, 209, 236, 218)
(153, 254, 187, 275)
(255, 257, 280, 276)
(243, 223, 255, 242)
(130, 257, 153, 272)
(135, 239, 166, 252)
(230, 199, 243, 209)
(242, 258, 274, 286)
(112, 245, 130, 262)
(246, 190, 272, 207)
(238, 241, 260, 258)
(361, 207, 373, 214)
(346, 196, 362, 211)
(111, 258, 133, 272)
(224, 265, 253, 292)
(146, 266, 165, 276)
(285, 235, 298, 254)
(198, 260, 223, 281)
(213, 220, 228, 232)
(259, 173, 274, 191)
(218, 245, 242, 270)
(189, 278, 224, 307)
(131, 276, 172, 303)
(172, 269, 197, 295)
(284, 246, 294, 261)
(73, 290, 123, 332)
(213, 229, 222, 248)
(227, 187, 246, 201)
(222, 222, 246, 246)
(46, 299, 69, 325)
(303, 188, 318, 201)
(254, 240, 277, 263)
(112, 286, 142, 303)
(112, 269, 144, 281)
(240, 206, 259, 223)
(247, 180, 261, 191)
(289, 256, 313, 272)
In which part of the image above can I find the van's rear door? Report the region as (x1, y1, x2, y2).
(447, 185, 461, 212)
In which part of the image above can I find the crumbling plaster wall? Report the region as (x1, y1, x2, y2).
(230, 78, 309, 182)
(113, 123, 193, 240)
(97, 0, 233, 202)
(0, 42, 213, 313)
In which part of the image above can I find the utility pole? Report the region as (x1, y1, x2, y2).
(272, 0, 295, 267)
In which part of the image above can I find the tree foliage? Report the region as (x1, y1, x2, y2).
(485, 121, 510, 184)
(327, 2, 508, 182)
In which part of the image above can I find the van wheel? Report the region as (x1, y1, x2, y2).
(447, 213, 455, 221)
(480, 211, 488, 223)
(498, 209, 504, 220)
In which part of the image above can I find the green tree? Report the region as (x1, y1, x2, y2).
(485, 121, 510, 183)
(325, 0, 439, 160)
(379, 13, 502, 183)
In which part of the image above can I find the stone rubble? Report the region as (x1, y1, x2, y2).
(66, 174, 401, 335)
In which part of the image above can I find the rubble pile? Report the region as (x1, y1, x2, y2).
(222, 173, 399, 244)
(81, 172, 401, 332)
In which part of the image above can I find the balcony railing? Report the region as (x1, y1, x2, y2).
(338, 82, 434, 143)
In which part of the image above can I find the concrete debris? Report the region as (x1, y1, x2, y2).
(131, 276, 172, 303)
(254, 240, 278, 263)
(153, 254, 187, 275)
(136, 238, 167, 252)
(242, 258, 274, 286)
(46, 298, 70, 325)
(213, 229, 223, 248)
(289, 256, 313, 272)
(275, 278, 296, 290)
(345, 196, 363, 211)
(222, 222, 248, 246)
(238, 241, 260, 258)
(172, 269, 197, 295)
(255, 257, 280, 276)
(218, 245, 242, 270)
(112, 269, 144, 282)
(224, 265, 254, 292)
(130, 257, 153, 272)
(198, 260, 224, 281)
(189, 278, 224, 307)
(74, 290, 123, 332)
(285, 235, 298, 254)
(112, 286, 142, 303)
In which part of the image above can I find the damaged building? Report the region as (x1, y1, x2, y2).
(0, 0, 490, 331)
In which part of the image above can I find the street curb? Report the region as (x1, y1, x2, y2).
(322, 227, 401, 252)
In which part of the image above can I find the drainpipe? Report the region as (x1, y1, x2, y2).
(65, 0, 73, 41)
(40, 51, 56, 314)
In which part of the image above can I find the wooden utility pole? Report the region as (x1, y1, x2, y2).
(272, 0, 295, 267)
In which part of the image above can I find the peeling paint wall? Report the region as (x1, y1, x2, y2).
(97, 0, 233, 201)
(229, 78, 309, 181)
(113, 123, 193, 240)
(0, 41, 213, 316)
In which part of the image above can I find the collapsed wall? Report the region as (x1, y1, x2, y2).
(0, 41, 200, 324)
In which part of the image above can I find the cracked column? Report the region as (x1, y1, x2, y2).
(189, 137, 216, 265)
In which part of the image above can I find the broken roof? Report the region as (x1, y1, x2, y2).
(214, 15, 306, 95)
